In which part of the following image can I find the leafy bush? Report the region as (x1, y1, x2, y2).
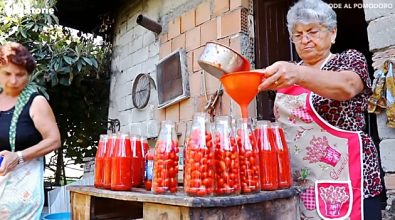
(0, 0, 112, 185)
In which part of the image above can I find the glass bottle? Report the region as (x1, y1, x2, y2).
(94, 134, 108, 188)
(141, 135, 149, 187)
(144, 148, 155, 191)
(255, 121, 279, 191)
(235, 118, 261, 194)
(111, 133, 132, 191)
(213, 116, 240, 196)
(184, 112, 214, 197)
(130, 134, 143, 187)
(271, 122, 292, 189)
(103, 133, 116, 189)
(152, 120, 179, 194)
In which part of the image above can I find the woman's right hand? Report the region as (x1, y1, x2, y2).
(258, 61, 301, 91)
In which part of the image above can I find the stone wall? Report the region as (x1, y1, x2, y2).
(365, 0, 395, 216)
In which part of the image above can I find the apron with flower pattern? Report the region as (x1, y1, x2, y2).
(0, 84, 44, 220)
(275, 84, 363, 220)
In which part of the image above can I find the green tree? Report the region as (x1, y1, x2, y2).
(0, 0, 112, 185)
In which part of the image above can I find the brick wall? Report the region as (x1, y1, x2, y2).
(159, 0, 254, 142)
(109, 0, 254, 141)
(365, 0, 395, 217)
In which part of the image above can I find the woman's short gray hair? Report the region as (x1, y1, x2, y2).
(287, 0, 337, 34)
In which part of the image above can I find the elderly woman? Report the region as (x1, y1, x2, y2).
(0, 42, 61, 219)
(258, 0, 382, 219)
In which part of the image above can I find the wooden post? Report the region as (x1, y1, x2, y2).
(70, 191, 91, 220)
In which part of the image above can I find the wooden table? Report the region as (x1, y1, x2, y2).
(68, 186, 299, 220)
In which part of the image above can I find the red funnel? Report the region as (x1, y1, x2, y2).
(220, 71, 264, 118)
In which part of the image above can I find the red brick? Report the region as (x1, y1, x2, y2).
(168, 17, 181, 40)
(219, 8, 242, 38)
(180, 98, 195, 121)
(177, 120, 187, 145)
(205, 72, 221, 94)
(214, 0, 230, 16)
(186, 27, 201, 51)
(192, 47, 204, 72)
(159, 41, 171, 59)
(196, 2, 211, 26)
(181, 9, 196, 33)
(189, 71, 202, 97)
(229, 34, 242, 52)
(156, 109, 166, 121)
(384, 174, 395, 190)
(159, 33, 168, 44)
(200, 19, 217, 44)
(230, 0, 249, 10)
(217, 93, 232, 116)
(171, 33, 186, 51)
(196, 95, 208, 112)
(165, 103, 180, 123)
(187, 51, 193, 74)
(232, 102, 242, 118)
(216, 37, 230, 46)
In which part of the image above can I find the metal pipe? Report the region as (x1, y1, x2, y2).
(136, 14, 162, 34)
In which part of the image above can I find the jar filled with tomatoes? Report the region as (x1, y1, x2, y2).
(184, 112, 214, 197)
(255, 120, 279, 191)
(235, 118, 261, 194)
(213, 116, 240, 196)
(152, 120, 179, 194)
(94, 134, 109, 188)
(271, 122, 292, 189)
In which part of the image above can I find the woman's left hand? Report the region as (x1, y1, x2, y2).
(258, 61, 300, 91)
(0, 150, 19, 176)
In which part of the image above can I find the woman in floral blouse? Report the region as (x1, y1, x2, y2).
(258, 0, 382, 219)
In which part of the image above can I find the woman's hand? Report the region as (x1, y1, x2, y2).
(258, 61, 300, 91)
(0, 151, 19, 176)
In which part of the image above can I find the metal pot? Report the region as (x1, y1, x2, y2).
(198, 42, 250, 79)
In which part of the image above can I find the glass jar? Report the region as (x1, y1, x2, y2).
(213, 116, 240, 196)
(94, 134, 108, 188)
(271, 122, 292, 189)
(184, 112, 214, 197)
(103, 133, 117, 189)
(255, 121, 279, 191)
(236, 118, 261, 194)
(111, 133, 132, 191)
(152, 120, 179, 194)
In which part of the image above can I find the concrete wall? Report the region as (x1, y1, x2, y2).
(364, 0, 395, 215)
(109, 0, 255, 143)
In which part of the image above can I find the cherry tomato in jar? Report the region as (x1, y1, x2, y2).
(152, 121, 179, 194)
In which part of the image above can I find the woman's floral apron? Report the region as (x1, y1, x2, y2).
(0, 159, 44, 220)
(275, 86, 363, 220)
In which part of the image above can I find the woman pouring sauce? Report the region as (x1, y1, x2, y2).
(258, 0, 382, 219)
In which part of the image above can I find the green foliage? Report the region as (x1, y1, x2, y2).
(0, 0, 112, 184)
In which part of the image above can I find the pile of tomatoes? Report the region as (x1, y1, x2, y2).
(213, 133, 241, 195)
(184, 130, 215, 196)
(236, 129, 261, 193)
(152, 140, 179, 194)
